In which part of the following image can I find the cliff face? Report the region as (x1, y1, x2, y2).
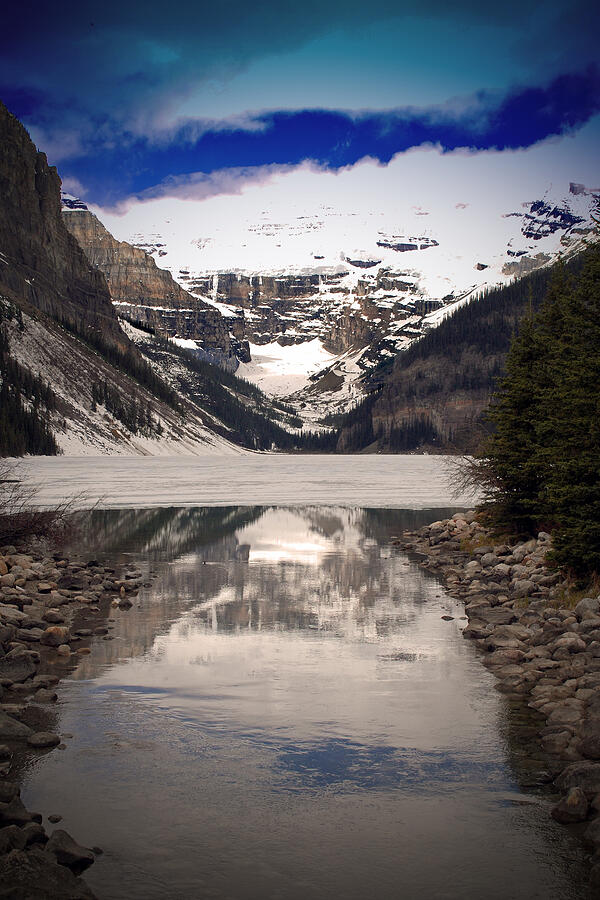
(0, 102, 123, 345)
(62, 208, 238, 361)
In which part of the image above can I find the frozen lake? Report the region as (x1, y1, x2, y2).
(18, 454, 476, 509)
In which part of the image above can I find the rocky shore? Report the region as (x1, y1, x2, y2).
(393, 511, 600, 887)
(0, 539, 149, 899)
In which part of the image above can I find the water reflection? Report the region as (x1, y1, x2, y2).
(21, 506, 591, 900)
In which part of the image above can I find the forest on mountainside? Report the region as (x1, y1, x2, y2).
(472, 242, 600, 580)
(337, 249, 590, 454)
(0, 302, 58, 456)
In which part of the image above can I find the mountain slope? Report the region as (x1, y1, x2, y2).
(0, 102, 122, 347)
(61, 201, 248, 367)
(336, 244, 597, 454)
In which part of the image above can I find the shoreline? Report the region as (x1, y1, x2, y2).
(393, 511, 600, 888)
(2, 507, 598, 896)
(0, 536, 151, 899)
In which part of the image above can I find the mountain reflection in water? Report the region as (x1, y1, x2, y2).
(21, 505, 591, 900)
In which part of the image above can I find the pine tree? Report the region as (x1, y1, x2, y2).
(476, 242, 600, 578)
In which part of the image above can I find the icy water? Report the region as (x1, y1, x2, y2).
(21, 503, 591, 900)
(19, 454, 475, 509)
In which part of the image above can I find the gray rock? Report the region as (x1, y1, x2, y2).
(575, 597, 600, 620)
(0, 652, 36, 684)
(556, 761, 600, 796)
(513, 580, 536, 598)
(0, 824, 27, 853)
(0, 847, 97, 899)
(0, 782, 19, 803)
(42, 609, 65, 624)
(45, 829, 95, 875)
(27, 732, 61, 749)
(0, 796, 35, 826)
(34, 688, 58, 703)
(0, 711, 33, 740)
(551, 786, 589, 823)
(476, 607, 517, 626)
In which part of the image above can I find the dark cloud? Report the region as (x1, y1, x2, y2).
(30, 67, 599, 206)
(1, 1, 596, 141)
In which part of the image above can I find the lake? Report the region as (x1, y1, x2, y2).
(18, 458, 590, 898)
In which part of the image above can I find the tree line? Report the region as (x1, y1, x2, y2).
(474, 241, 600, 580)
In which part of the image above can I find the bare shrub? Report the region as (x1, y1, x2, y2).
(0, 460, 82, 546)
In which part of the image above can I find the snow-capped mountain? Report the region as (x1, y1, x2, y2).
(90, 178, 597, 421)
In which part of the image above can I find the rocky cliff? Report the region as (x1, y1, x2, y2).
(0, 102, 123, 346)
(62, 207, 245, 364)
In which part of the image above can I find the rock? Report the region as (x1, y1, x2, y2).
(441, 615, 454, 621)
(0, 651, 36, 684)
(551, 786, 589, 823)
(513, 580, 536, 598)
(36, 582, 54, 594)
(48, 814, 62, 824)
(57, 644, 71, 657)
(40, 626, 71, 647)
(27, 732, 61, 749)
(475, 607, 517, 626)
(0, 782, 19, 803)
(0, 744, 10, 759)
(42, 609, 65, 624)
(0, 796, 35, 826)
(575, 597, 600, 620)
(34, 688, 58, 703)
(0, 824, 27, 853)
(118, 597, 133, 609)
(0, 711, 33, 740)
(21, 822, 47, 845)
(0, 847, 97, 899)
(556, 761, 600, 797)
(45, 829, 95, 875)
(553, 634, 587, 654)
(585, 817, 600, 848)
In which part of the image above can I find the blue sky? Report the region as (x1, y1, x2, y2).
(2, 1, 598, 206)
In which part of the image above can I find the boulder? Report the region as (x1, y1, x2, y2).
(45, 829, 95, 875)
(551, 787, 589, 823)
(0, 711, 33, 740)
(575, 598, 600, 620)
(40, 626, 71, 647)
(556, 761, 600, 797)
(0, 796, 35, 826)
(27, 732, 61, 749)
(0, 847, 97, 899)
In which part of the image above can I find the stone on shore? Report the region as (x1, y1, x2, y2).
(0, 847, 97, 899)
(27, 732, 61, 749)
(0, 711, 33, 740)
(40, 626, 71, 647)
(45, 829, 95, 875)
(551, 787, 589, 824)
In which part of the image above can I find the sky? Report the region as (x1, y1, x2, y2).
(2, 1, 598, 212)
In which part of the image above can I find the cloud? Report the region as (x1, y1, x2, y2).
(1, 1, 597, 149)
(107, 163, 305, 212)
(34, 67, 600, 206)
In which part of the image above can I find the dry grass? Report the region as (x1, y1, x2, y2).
(548, 575, 600, 610)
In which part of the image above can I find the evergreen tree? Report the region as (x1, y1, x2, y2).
(477, 243, 600, 578)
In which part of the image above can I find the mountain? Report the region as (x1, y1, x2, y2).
(0, 101, 304, 456)
(61, 201, 249, 369)
(0, 103, 122, 347)
(95, 180, 599, 425)
(335, 245, 596, 454)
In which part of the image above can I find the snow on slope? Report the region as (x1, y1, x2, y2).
(236, 339, 336, 396)
(9, 312, 243, 457)
(96, 150, 598, 302)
